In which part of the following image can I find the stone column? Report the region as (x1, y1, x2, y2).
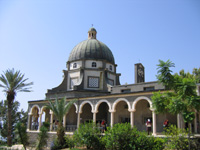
(152, 110, 157, 135)
(27, 113, 32, 131)
(93, 111, 97, 123)
(63, 115, 66, 129)
(177, 114, 181, 129)
(194, 112, 197, 133)
(50, 111, 53, 131)
(109, 110, 115, 128)
(77, 112, 81, 128)
(38, 113, 42, 131)
(129, 109, 135, 128)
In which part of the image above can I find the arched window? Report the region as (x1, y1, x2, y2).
(109, 65, 112, 71)
(73, 63, 77, 68)
(92, 62, 96, 67)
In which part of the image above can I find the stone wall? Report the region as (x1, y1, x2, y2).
(27, 132, 57, 149)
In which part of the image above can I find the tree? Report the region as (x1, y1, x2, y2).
(36, 122, 50, 150)
(152, 60, 200, 150)
(45, 97, 76, 147)
(0, 99, 28, 145)
(178, 68, 200, 83)
(15, 122, 29, 150)
(0, 69, 33, 146)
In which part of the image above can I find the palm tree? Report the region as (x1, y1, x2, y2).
(45, 97, 77, 146)
(0, 68, 33, 146)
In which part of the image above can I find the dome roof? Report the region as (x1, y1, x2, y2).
(88, 27, 97, 32)
(68, 28, 115, 64)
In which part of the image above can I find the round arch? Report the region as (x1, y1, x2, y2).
(95, 99, 111, 112)
(65, 102, 78, 113)
(41, 106, 48, 114)
(30, 105, 41, 114)
(112, 98, 131, 111)
(79, 101, 94, 113)
(132, 96, 152, 111)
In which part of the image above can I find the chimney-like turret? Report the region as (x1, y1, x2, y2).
(135, 63, 145, 83)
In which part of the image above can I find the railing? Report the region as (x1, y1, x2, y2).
(65, 125, 77, 132)
(31, 123, 39, 130)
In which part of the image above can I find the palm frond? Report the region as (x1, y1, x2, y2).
(0, 68, 33, 93)
(64, 99, 77, 114)
(45, 97, 77, 123)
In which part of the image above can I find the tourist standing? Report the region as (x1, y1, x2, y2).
(146, 119, 152, 135)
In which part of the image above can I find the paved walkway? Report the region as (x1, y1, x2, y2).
(0, 145, 24, 150)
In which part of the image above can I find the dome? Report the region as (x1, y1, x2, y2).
(88, 27, 97, 32)
(68, 28, 115, 64)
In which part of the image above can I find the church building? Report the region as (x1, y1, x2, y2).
(27, 28, 200, 141)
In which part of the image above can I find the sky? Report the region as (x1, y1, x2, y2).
(0, 0, 200, 111)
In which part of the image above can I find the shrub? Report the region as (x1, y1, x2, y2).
(164, 125, 189, 150)
(103, 123, 136, 150)
(36, 122, 50, 150)
(73, 122, 104, 149)
(51, 132, 71, 150)
(65, 135, 75, 149)
(51, 138, 68, 150)
(103, 123, 164, 150)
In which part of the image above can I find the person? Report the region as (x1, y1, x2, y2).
(53, 120, 55, 130)
(101, 120, 105, 133)
(163, 119, 169, 129)
(146, 119, 152, 135)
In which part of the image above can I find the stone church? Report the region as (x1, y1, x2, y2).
(27, 28, 200, 139)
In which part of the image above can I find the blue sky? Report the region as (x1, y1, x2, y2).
(0, 0, 200, 111)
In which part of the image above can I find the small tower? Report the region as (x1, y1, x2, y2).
(88, 27, 97, 39)
(135, 63, 145, 83)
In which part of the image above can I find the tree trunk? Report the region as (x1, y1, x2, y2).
(57, 123, 65, 146)
(7, 93, 14, 147)
(188, 123, 191, 150)
(7, 100, 13, 146)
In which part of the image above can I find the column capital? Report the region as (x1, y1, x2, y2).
(76, 111, 82, 114)
(128, 109, 136, 112)
(150, 108, 156, 112)
(50, 110, 53, 115)
(109, 110, 116, 113)
(92, 111, 98, 113)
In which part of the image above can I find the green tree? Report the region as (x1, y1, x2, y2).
(0, 100, 27, 144)
(36, 122, 50, 150)
(15, 122, 29, 150)
(0, 69, 33, 146)
(192, 68, 200, 83)
(178, 68, 200, 83)
(152, 60, 200, 150)
(45, 97, 76, 147)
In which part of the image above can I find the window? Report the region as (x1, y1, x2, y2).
(144, 87, 155, 91)
(121, 89, 131, 93)
(92, 62, 97, 67)
(88, 77, 99, 88)
(70, 78, 78, 89)
(109, 65, 112, 71)
(73, 63, 77, 68)
(108, 79, 114, 86)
